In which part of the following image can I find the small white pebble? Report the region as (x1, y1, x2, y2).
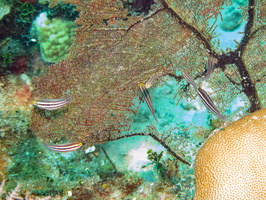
(67, 191, 72, 197)
(252, 116, 259, 119)
(84, 146, 96, 154)
(20, 73, 32, 85)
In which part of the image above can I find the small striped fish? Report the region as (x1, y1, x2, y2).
(182, 71, 228, 122)
(182, 71, 197, 89)
(139, 83, 158, 123)
(44, 142, 82, 152)
(201, 57, 216, 81)
(33, 96, 72, 110)
(145, 73, 163, 89)
(197, 88, 228, 122)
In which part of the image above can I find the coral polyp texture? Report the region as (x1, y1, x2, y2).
(34, 12, 76, 63)
(30, 0, 265, 188)
(194, 107, 266, 199)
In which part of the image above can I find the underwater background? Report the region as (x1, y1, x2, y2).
(0, 0, 265, 199)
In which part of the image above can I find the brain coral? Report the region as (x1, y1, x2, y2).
(194, 108, 266, 199)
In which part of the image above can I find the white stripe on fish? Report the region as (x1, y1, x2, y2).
(182, 71, 228, 122)
(33, 96, 72, 110)
(201, 57, 216, 81)
(145, 72, 163, 89)
(182, 71, 197, 89)
(44, 142, 82, 152)
(197, 88, 228, 122)
(139, 83, 158, 123)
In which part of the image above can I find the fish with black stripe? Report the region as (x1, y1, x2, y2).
(139, 83, 158, 123)
(33, 96, 72, 110)
(182, 71, 228, 122)
(44, 142, 82, 152)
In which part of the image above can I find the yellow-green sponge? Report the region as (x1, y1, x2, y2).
(34, 12, 76, 63)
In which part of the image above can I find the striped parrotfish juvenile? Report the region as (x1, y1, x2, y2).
(33, 96, 72, 110)
(44, 142, 82, 152)
(182, 71, 228, 122)
(139, 83, 158, 123)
